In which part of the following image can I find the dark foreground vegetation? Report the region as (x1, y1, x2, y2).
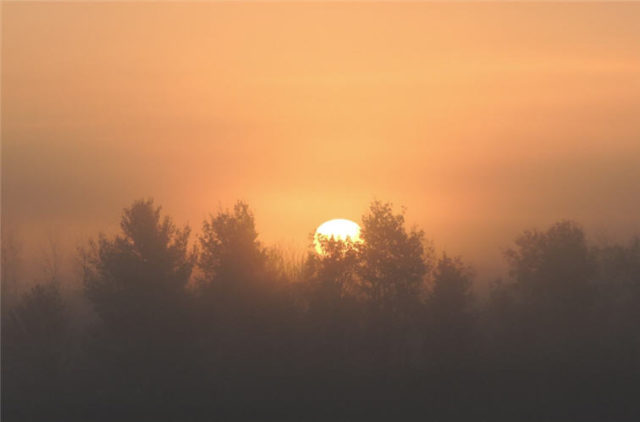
(3, 199, 640, 421)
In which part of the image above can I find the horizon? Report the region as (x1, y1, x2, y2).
(3, 2, 640, 285)
(3, 2, 640, 420)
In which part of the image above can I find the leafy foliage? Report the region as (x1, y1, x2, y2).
(358, 201, 430, 313)
(83, 199, 194, 328)
(4, 200, 640, 420)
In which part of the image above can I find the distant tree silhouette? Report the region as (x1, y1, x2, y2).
(358, 201, 429, 313)
(504, 220, 597, 365)
(592, 237, 640, 367)
(305, 235, 360, 307)
(2, 282, 69, 408)
(198, 201, 268, 292)
(429, 254, 474, 320)
(4, 198, 640, 420)
(484, 278, 520, 366)
(357, 201, 430, 368)
(83, 199, 194, 327)
(81, 199, 195, 400)
(302, 236, 362, 370)
(506, 221, 594, 307)
(594, 236, 640, 314)
(1, 230, 22, 312)
(196, 201, 292, 380)
(426, 253, 475, 368)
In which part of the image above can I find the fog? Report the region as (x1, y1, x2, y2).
(3, 2, 640, 283)
(4, 3, 640, 420)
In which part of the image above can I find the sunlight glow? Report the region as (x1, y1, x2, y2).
(314, 219, 362, 254)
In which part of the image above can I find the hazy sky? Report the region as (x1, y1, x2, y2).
(3, 2, 640, 280)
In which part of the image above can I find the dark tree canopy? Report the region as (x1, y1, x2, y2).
(505, 220, 595, 310)
(82, 199, 194, 332)
(4, 199, 640, 421)
(427, 254, 475, 365)
(2, 282, 69, 406)
(305, 235, 360, 303)
(198, 201, 267, 288)
(429, 253, 473, 319)
(358, 201, 430, 313)
(3, 282, 68, 360)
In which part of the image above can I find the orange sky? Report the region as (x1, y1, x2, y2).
(3, 2, 640, 281)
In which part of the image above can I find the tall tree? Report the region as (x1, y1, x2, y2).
(196, 201, 289, 376)
(505, 220, 595, 312)
(592, 237, 640, 365)
(504, 220, 597, 364)
(426, 254, 475, 367)
(2, 282, 69, 408)
(198, 201, 267, 291)
(357, 201, 430, 369)
(302, 236, 362, 370)
(83, 199, 194, 329)
(358, 201, 429, 314)
(81, 199, 195, 398)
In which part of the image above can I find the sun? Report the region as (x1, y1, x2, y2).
(314, 218, 362, 254)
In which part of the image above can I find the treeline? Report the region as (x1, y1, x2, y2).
(2, 199, 640, 420)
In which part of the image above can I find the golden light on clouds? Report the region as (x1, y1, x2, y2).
(2, 1, 640, 281)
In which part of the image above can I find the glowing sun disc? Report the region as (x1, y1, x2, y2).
(314, 218, 362, 254)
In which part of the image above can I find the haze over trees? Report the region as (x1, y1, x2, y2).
(2, 199, 640, 420)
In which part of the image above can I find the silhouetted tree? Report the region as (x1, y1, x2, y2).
(594, 236, 640, 314)
(199, 202, 266, 284)
(305, 235, 360, 307)
(504, 220, 597, 365)
(426, 253, 475, 368)
(302, 236, 362, 370)
(592, 237, 640, 367)
(358, 201, 429, 314)
(357, 201, 430, 369)
(506, 221, 594, 307)
(83, 198, 194, 326)
(5, 198, 640, 420)
(196, 201, 292, 381)
(484, 278, 520, 366)
(81, 199, 195, 400)
(1, 230, 22, 312)
(2, 282, 69, 408)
